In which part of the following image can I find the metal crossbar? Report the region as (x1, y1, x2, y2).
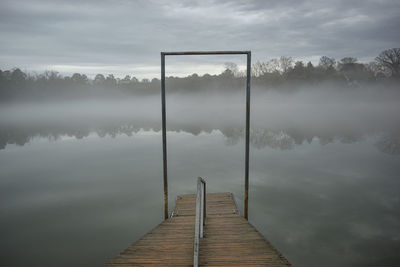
(162, 51, 250, 55)
(194, 177, 206, 267)
(161, 50, 251, 220)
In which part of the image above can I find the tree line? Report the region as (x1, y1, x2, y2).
(0, 48, 398, 101)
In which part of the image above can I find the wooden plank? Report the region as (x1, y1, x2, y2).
(173, 193, 238, 217)
(105, 193, 290, 266)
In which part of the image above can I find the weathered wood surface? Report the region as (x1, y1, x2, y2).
(105, 193, 291, 266)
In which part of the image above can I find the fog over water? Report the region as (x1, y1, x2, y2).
(1, 84, 400, 266)
(1, 84, 399, 154)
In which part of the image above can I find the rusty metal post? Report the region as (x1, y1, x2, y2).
(203, 179, 206, 227)
(244, 52, 251, 220)
(161, 52, 168, 220)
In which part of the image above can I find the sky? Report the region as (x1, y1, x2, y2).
(0, 0, 399, 79)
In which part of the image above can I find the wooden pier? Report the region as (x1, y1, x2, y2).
(105, 192, 291, 266)
(105, 51, 290, 266)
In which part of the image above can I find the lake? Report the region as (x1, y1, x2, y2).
(1, 87, 400, 266)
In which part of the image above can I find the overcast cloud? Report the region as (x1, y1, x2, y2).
(0, 0, 399, 78)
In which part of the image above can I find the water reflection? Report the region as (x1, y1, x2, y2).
(1, 127, 399, 266)
(1, 120, 399, 155)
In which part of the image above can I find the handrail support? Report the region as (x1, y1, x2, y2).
(194, 177, 206, 267)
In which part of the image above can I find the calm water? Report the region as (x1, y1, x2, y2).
(1, 89, 400, 266)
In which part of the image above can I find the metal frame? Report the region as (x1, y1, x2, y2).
(193, 177, 206, 267)
(161, 51, 251, 220)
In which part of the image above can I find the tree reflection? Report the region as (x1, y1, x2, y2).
(1, 120, 399, 155)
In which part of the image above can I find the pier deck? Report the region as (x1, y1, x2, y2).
(105, 193, 290, 266)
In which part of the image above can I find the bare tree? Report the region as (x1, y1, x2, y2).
(366, 62, 389, 77)
(252, 61, 268, 77)
(94, 74, 105, 85)
(279, 56, 293, 73)
(224, 62, 242, 77)
(338, 57, 362, 73)
(319, 56, 336, 70)
(266, 59, 280, 73)
(71, 73, 88, 84)
(340, 57, 357, 64)
(375, 48, 400, 77)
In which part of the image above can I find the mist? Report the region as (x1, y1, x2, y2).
(1, 81, 399, 154)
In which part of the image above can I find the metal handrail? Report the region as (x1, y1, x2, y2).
(194, 177, 206, 267)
